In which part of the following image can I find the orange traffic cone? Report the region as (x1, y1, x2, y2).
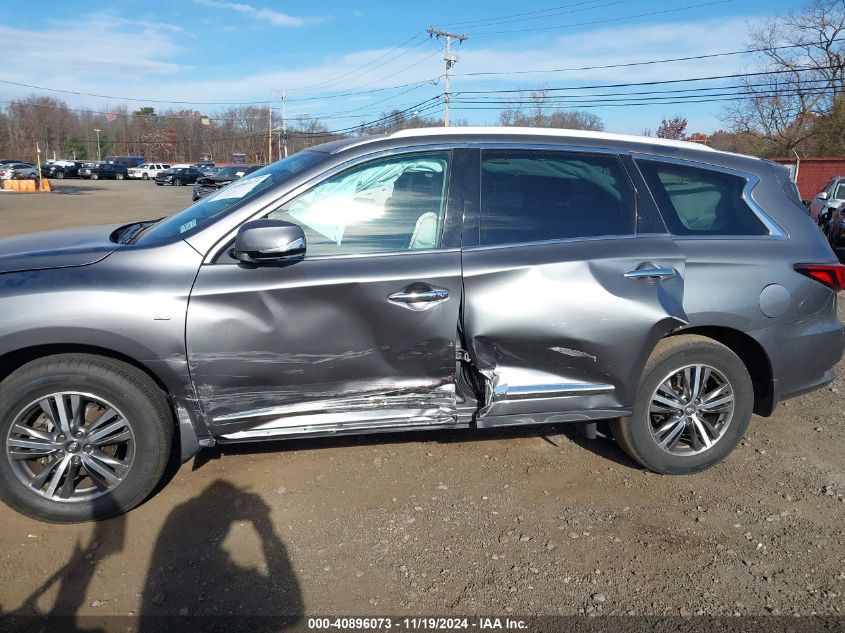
(40, 179, 51, 192)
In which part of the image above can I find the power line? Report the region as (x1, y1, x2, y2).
(471, 0, 736, 35)
(451, 86, 833, 111)
(291, 30, 427, 92)
(455, 65, 840, 95)
(446, 0, 636, 29)
(451, 38, 845, 78)
(445, 0, 616, 28)
(452, 85, 832, 107)
(0, 76, 441, 106)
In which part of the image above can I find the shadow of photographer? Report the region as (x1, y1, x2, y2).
(3, 479, 302, 633)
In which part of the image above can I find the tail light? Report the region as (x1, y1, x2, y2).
(794, 263, 845, 292)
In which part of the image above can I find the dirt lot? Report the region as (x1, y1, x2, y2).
(0, 180, 843, 626)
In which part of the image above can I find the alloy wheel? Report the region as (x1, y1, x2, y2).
(6, 392, 135, 502)
(648, 364, 735, 456)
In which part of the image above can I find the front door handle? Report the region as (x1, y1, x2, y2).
(388, 285, 450, 311)
(624, 266, 676, 281)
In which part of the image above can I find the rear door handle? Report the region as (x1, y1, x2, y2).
(624, 266, 676, 281)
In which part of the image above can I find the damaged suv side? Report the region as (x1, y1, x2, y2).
(0, 128, 842, 522)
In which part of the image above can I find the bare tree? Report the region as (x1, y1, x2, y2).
(723, 0, 845, 155)
(497, 88, 604, 130)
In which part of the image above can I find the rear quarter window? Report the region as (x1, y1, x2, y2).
(637, 159, 768, 236)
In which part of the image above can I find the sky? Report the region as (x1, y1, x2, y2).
(0, 0, 806, 135)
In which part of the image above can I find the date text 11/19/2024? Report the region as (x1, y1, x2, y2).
(307, 617, 528, 630)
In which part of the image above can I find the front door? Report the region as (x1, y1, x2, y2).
(186, 150, 464, 440)
(461, 147, 687, 421)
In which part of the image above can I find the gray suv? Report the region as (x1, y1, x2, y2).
(0, 128, 842, 522)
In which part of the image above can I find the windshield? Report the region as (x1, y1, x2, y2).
(139, 150, 326, 242)
(212, 167, 243, 179)
(834, 182, 845, 200)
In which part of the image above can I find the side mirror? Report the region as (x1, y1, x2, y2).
(231, 219, 306, 264)
(818, 191, 830, 200)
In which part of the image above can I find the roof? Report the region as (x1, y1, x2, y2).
(386, 126, 716, 152)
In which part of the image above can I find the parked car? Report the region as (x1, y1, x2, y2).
(0, 163, 36, 180)
(809, 176, 845, 231)
(42, 161, 85, 179)
(191, 164, 264, 200)
(820, 199, 845, 249)
(155, 167, 203, 186)
(127, 163, 171, 180)
(104, 156, 145, 169)
(0, 127, 843, 522)
(78, 162, 129, 180)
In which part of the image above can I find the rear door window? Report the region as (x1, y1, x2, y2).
(479, 149, 635, 246)
(637, 159, 768, 236)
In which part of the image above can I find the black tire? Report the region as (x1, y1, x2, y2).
(142, 173, 149, 180)
(610, 335, 753, 475)
(174, 178, 182, 187)
(91, 173, 99, 180)
(0, 354, 173, 522)
(116, 173, 125, 180)
(56, 171, 65, 179)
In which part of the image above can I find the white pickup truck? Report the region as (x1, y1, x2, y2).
(128, 163, 171, 180)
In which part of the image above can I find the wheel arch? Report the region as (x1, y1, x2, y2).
(668, 325, 776, 416)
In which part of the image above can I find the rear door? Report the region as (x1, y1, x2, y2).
(461, 147, 687, 421)
(186, 149, 466, 440)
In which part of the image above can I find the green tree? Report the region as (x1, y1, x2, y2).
(64, 136, 87, 160)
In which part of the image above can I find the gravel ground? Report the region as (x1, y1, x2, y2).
(0, 180, 842, 626)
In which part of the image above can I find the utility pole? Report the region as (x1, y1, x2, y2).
(427, 27, 469, 127)
(268, 106, 273, 164)
(281, 89, 288, 158)
(94, 128, 102, 162)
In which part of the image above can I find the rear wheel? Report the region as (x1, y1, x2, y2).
(142, 173, 149, 180)
(0, 354, 173, 522)
(610, 335, 752, 474)
(116, 173, 125, 180)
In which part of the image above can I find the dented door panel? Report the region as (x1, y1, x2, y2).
(462, 237, 687, 417)
(186, 250, 462, 438)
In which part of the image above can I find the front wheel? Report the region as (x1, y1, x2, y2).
(56, 171, 65, 179)
(610, 335, 753, 474)
(116, 173, 125, 180)
(174, 178, 182, 186)
(91, 173, 99, 180)
(0, 355, 173, 522)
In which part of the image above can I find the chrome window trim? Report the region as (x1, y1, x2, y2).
(463, 232, 669, 253)
(630, 152, 788, 240)
(288, 247, 461, 262)
(201, 142, 640, 262)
